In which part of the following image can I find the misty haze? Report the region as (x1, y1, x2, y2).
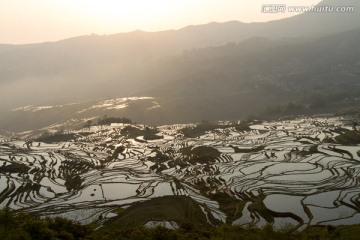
(1, 0, 360, 239)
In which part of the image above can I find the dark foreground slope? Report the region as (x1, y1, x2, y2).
(2, 207, 360, 240)
(103, 196, 220, 230)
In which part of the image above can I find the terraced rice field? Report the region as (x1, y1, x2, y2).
(1, 117, 360, 229)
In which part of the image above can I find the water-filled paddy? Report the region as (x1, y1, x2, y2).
(1, 116, 360, 228)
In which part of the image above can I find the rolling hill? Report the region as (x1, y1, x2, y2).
(1, 0, 360, 132)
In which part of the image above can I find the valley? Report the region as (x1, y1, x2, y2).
(1, 1, 360, 236)
(1, 116, 360, 229)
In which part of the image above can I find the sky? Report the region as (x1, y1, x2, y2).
(1, 0, 323, 44)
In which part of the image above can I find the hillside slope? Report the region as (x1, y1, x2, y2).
(0, 0, 359, 112)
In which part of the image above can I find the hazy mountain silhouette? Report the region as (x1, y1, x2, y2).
(2, 26, 359, 132)
(0, 0, 359, 132)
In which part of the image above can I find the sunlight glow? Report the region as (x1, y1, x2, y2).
(0, 0, 323, 44)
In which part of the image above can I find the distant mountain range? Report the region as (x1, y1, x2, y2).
(1, 0, 360, 133)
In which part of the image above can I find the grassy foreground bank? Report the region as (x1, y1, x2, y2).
(1, 207, 360, 240)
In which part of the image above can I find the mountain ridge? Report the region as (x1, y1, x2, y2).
(1, 0, 360, 131)
(2, 26, 360, 133)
